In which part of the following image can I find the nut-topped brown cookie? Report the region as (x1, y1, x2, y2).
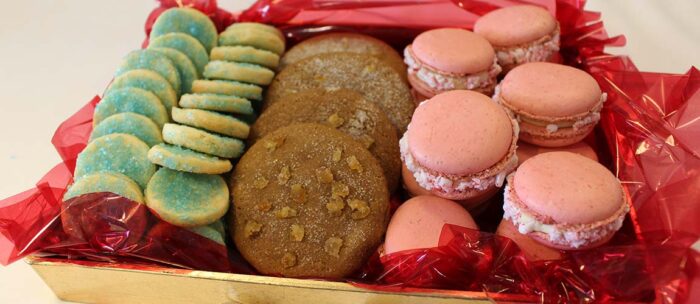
(250, 89, 401, 192)
(265, 53, 414, 134)
(231, 123, 389, 278)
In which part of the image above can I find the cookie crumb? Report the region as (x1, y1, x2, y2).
(348, 199, 370, 220)
(325, 197, 345, 216)
(331, 182, 350, 199)
(256, 201, 272, 212)
(290, 184, 306, 204)
(254, 177, 269, 189)
(277, 166, 291, 185)
(332, 148, 342, 162)
(265, 136, 286, 152)
(346, 156, 363, 173)
(290, 224, 305, 242)
(275, 206, 298, 219)
(324, 237, 343, 257)
(244, 221, 262, 238)
(327, 113, 345, 128)
(282, 253, 297, 268)
(315, 167, 334, 184)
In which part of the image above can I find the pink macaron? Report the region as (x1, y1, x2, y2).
(503, 152, 629, 250)
(400, 90, 518, 202)
(496, 62, 606, 147)
(474, 5, 560, 72)
(516, 141, 598, 166)
(384, 195, 478, 255)
(496, 219, 562, 261)
(404, 28, 501, 98)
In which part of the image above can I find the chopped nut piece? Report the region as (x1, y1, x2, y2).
(325, 197, 345, 216)
(264, 136, 285, 152)
(282, 253, 297, 268)
(315, 167, 334, 184)
(244, 221, 262, 238)
(253, 177, 269, 189)
(346, 156, 363, 173)
(290, 224, 305, 242)
(290, 184, 306, 204)
(331, 182, 350, 199)
(324, 237, 343, 257)
(275, 206, 298, 219)
(256, 201, 272, 212)
(327, 113, 345, 128)
(277, 166, 291, 185)
(359, 135, 375, 149)
(332, 148, 342, 162)
(348, 199, 370, 219)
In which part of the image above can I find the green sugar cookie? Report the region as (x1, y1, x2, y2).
(109, 69, 178, 113)
(191, 80, 262, 101)
(149, 33, 210, 78)
(226, 22, 284, 40)
(64, 172, 144, 203)
(209, 219, 225, 237)
(95, 87, 168, 128)
(179, 93, 254, 115)
(90, 113, 163, 147)
(162, 123, 245, 159)
(74, 133, 155, 189)
(149, 47, 198, 94)
(148, 143, 232, 174)
(188, 225, 225, 244)
(219, 27, 285, 55)
(203, 61, 274, 85)
(172, 107, 250, 139)
(150, 8, 218, 53)
(145, 168, 229, 227)
(210, 46, 280, 69)
(115, 49, 181, 95)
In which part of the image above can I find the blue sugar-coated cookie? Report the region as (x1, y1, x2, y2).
(64, 172, 144, 203)
(149, 47, 198, 95)
(191, 79, 262, 101)
(147, 143, 232, 174)
(219, 27, 285, 55)
(149, 33, 209, 78)
(109, 69, 178, 113)
(203, 61, 274, 86)
(150, 8, 218, 53)
(74, 133, 155, 189)
(95, 87, 168, 128)
(188, 225, 225, 244)
(162, 123, 245, 159)
(171, 107, 250, 139)
(209, 219, 225, 237)
(145, 168, 229, 227)
(179, 93, 254, 115)
(90, 113, 163, 147)
(115, 49, 181, 95)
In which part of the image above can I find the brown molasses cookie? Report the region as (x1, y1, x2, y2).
(250, 89, 400, 192)
(231, 123, 389, 278)
(265, 53, 414, 134)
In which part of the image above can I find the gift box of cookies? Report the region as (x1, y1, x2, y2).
(2, 0, 699, 303)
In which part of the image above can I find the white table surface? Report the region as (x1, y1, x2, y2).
(0, 1, 698, 303)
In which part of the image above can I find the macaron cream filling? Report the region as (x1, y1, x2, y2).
(494, 26, 560, 68)
(404, 46, 502, 91)
(502, 174, 629, 249)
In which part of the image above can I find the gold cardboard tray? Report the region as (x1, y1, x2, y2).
(28, 256, 533, 303)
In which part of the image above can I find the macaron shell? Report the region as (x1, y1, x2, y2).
(516, 141, 598, 166)
(411, 28, 494, 75)
(514, 151, 623, 224)
(384, 195, 478, 254)
(474, 5, 557, 47)
(500, 62, 602, 117)
(408, 90, 514, 175)
(401, 163, 497, 210)
(518, 121, 594, 148)
(495, 219, 562, 261)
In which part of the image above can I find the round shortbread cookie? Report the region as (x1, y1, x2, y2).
(109, 69, 177, 113)
(226, 22, 284, 40)
(232, 123, 389, 278)
(95, 87, 168, 128)
(172, 107, 250, 139)
(219, 27, 285, 55)
(210, 46, 280, 69)
(74, 133, 155, 189)
(179, 93, 254, 115)
(203, 61, 275, 86)
(90, 113, 163, 147)
(188, 225, 225, 244)
(64, 172, 144, 203)
(115, 49, 181, 95)
(149, 32, 210, 77)
(162, 123, 244, 159)
(150, 7, 218, 53)
(149, 47, 198, 94)
(266, 53, 414, 133)
(191, 80, 262, 101)
(148, 143, 232, 174)
(145, 168, 229, 227)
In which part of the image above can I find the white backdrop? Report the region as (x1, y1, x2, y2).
(0, 1, 697, 303)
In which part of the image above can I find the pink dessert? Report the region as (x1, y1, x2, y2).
(400, 90, 518, 202)
(495, 62, 607, 147)
(516, 141, 598, 166)
(496, 219, 562, 261)
(384, 195, 478, 254)
(503, 152, 629, 250)
(404, 28, 501, 98)
(474, 5, 560, 72)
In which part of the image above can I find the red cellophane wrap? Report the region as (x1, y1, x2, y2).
(1, 0, 698, 302)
